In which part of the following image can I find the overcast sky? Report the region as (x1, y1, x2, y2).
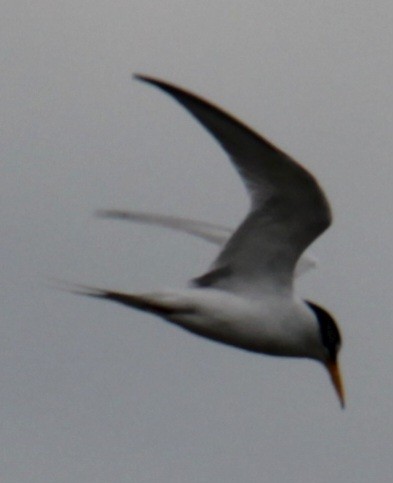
(2, 1, 393, 481)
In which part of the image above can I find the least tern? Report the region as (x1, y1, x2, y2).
(75, 75, 344, 407)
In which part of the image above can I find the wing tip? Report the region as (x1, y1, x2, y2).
(133, 72, 148, 82)
(95, 209, 130, 220)
(134, 73, 164, 89)
(133, 73, 199, 105)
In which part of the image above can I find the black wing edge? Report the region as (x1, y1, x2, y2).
(133, 73, 289, 158)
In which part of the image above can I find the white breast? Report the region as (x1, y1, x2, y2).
(164, 288, 323, 359)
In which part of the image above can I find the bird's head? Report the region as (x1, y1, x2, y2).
(306, 301, 345, 408)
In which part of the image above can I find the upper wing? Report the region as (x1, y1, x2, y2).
(136, 75, 331, 294)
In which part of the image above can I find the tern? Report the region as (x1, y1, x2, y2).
(73, 75, 345, 407)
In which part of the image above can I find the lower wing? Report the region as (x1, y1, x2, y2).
(97, 209, 317, 278)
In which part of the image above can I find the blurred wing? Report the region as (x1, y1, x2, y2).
(97, 209, 318, 278)
(96, 209, 231, 245)
(136, 75, 331, 293)
(294, 253, 318, 278)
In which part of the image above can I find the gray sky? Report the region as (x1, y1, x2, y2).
(2, 1, 393, 481)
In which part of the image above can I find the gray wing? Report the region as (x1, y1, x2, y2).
(97, 209, 318, 278)
(96, 209, 231, 245)
(136, 75, 332, 294)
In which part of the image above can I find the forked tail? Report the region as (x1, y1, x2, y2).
(65, 283, 192, 319)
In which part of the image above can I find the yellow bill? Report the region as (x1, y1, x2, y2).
(326, 358, 345, 409)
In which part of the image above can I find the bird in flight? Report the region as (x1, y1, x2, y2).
(73, 74, 344, 407)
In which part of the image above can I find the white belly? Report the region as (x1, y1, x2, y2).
(165, 288, 323, 359)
